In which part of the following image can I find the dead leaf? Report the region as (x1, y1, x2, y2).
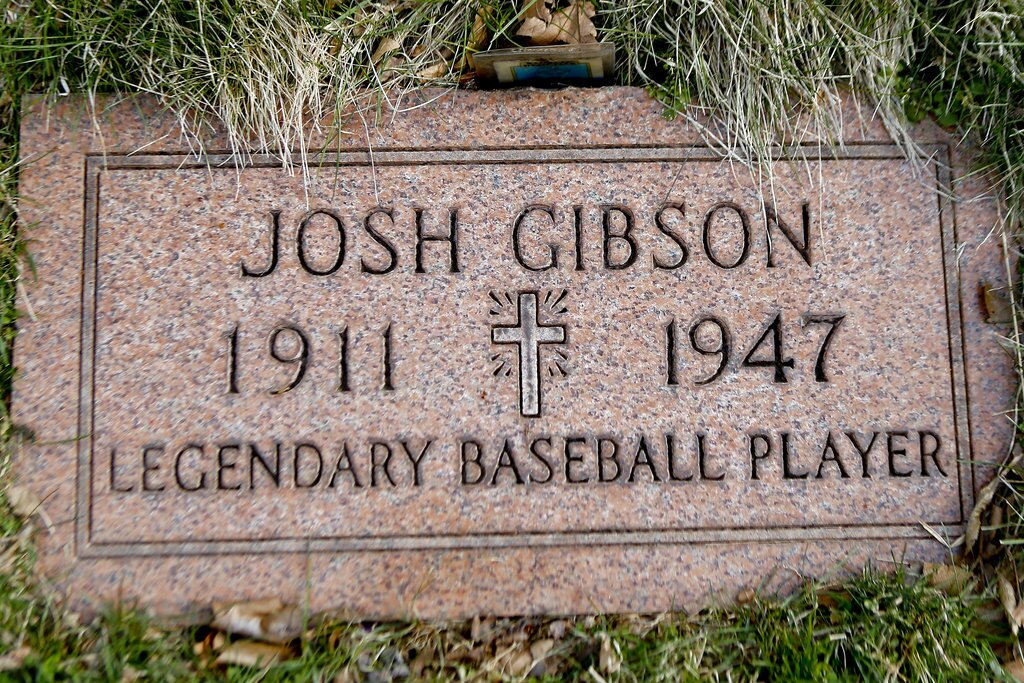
(471, 616, 496, 644)
(458, 645, 484, 664)
(382, 55, 406, 72)
(998, 571, 1019, 635)
(211, 598, 303, 644)
(1005, 659, 1024, 682)
(417, 61, 449, 80)
(0, 646, 31, 672)
(964, 451, 1017, 552)
(262, 608, 303, 644)
(548, 620, 568, 639)
(215, 641, 290, 668)
(530, 638, 554, 660)
(991, 502, 1005, 531)
(521, 0, 552, 23)
(1012, 600, 1024, 629)
(371, 37, 403, 67)
(7, 486, 40, 518)
(598, 634, 620, 675)
(736, 588, 757, 605)
(469, 10, 489, 51)
(981, 282, 1013, 323)
(517, 17, 551, 39)
(508, 649, 533, 677)
(333, 667, 357, 683)
(926, 563, 973, 594)
(517, 0, 597, 45)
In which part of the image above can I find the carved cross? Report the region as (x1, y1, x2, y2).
(491, 292, 566, 417)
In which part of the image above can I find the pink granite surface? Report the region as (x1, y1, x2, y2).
(13, 88, 1014, 617)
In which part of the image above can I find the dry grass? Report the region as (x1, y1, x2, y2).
(604, 1, 919, 163)
(6, 1, 488, 166)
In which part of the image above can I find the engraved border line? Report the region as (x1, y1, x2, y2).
(76, 145, 971, 558)
(94, 144, 918, 171)
(83, 525, 945, 558)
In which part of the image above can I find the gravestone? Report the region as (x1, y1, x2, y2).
(14, 88, 1013, 617)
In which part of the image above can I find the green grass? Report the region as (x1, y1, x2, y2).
(0, 0, 1023, 679)
(0, 559, 1011, 680)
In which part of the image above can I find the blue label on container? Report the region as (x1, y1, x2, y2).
(512, 63, 592, 81)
